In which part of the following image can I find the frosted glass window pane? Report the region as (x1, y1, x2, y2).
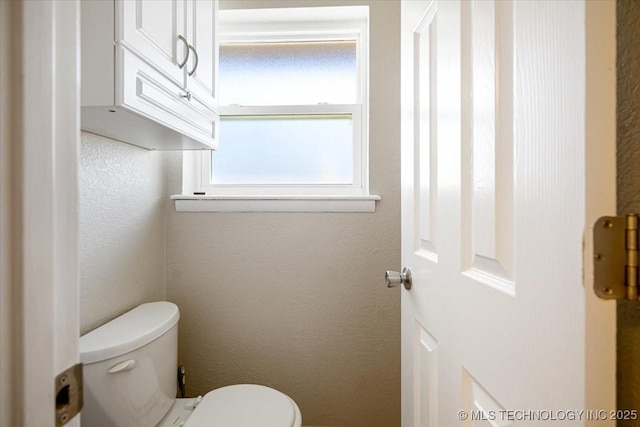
(220, 41, 357, 106)
(212, 116, 353, 185)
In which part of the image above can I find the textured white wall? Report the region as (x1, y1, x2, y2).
(165, 1, 401, 425)
(79, 132, 166, 335)
(617, 1, 640, 423)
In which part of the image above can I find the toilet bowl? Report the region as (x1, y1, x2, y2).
(79, 302, 302, 427)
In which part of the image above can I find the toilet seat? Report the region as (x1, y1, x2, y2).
(184, 384, 301, 427)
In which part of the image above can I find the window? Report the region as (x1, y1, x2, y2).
(177, 6, 379, 212)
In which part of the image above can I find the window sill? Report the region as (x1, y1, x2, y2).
(170, 194, 381, 213)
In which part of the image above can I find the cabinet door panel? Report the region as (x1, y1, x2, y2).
(186, 0, 218, 111)
(118, 46, 218, 149)
(119, 0, 186, 85)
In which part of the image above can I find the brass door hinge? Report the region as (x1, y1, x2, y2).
(594, 215, 640, 301)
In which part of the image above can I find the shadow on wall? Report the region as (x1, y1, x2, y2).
(79, 132, 166, 335)
(617, 1, 640, 426)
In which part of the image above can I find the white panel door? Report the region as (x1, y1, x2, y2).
(119, 0, 186, 85)
(186, 0, 218, 112)
(400, 1, 616, 426)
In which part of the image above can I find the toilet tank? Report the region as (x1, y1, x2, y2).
(80, 302, 180, 427)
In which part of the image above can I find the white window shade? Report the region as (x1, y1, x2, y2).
(213, 114, 354, 185)
(220, 41, 357, 106)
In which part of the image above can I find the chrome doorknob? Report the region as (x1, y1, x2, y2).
(386, 267, 412, 290)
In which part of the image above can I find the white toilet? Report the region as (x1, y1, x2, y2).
(79, 301, 302, 426)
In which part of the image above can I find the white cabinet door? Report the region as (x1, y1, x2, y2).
(118, 46, 218, 149)
(118, 0, 186, 86)
(185, 0, 218, 111)
(400, 1, 616, 426)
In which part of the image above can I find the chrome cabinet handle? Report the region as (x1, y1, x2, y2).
(187, 45, 199, 76)
(177, 35, 189, 69)
(182, 91, 192, 101)
(385, 267, 412, 290)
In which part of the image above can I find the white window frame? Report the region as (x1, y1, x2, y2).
(175, 6, 379, 212)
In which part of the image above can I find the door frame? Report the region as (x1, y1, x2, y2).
(1, 1, 80, 425)
(584, 0, 617, 414)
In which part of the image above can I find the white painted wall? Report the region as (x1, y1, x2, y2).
(78, 1, 400, 424)
(79, 132, 166, 334)
(165, 1, 401, 425)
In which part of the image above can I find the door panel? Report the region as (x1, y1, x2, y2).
(402, 2, 445, 426)
(414, 1, 438, 262)
(414, 322, 438, 427)
(118, 46, 217, 146)
(119, 0, 185, 85)
(139, 1, 174, 50)
(460, 0, 515, 294)
(186, 0, 218, 111)
(401, 1, 616, 426)
(462, 370, 511, 427)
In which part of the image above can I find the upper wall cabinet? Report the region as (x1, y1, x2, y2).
(81, 0, 219, 150)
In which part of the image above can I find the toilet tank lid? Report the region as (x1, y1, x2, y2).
(80, 302, 180, 364)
